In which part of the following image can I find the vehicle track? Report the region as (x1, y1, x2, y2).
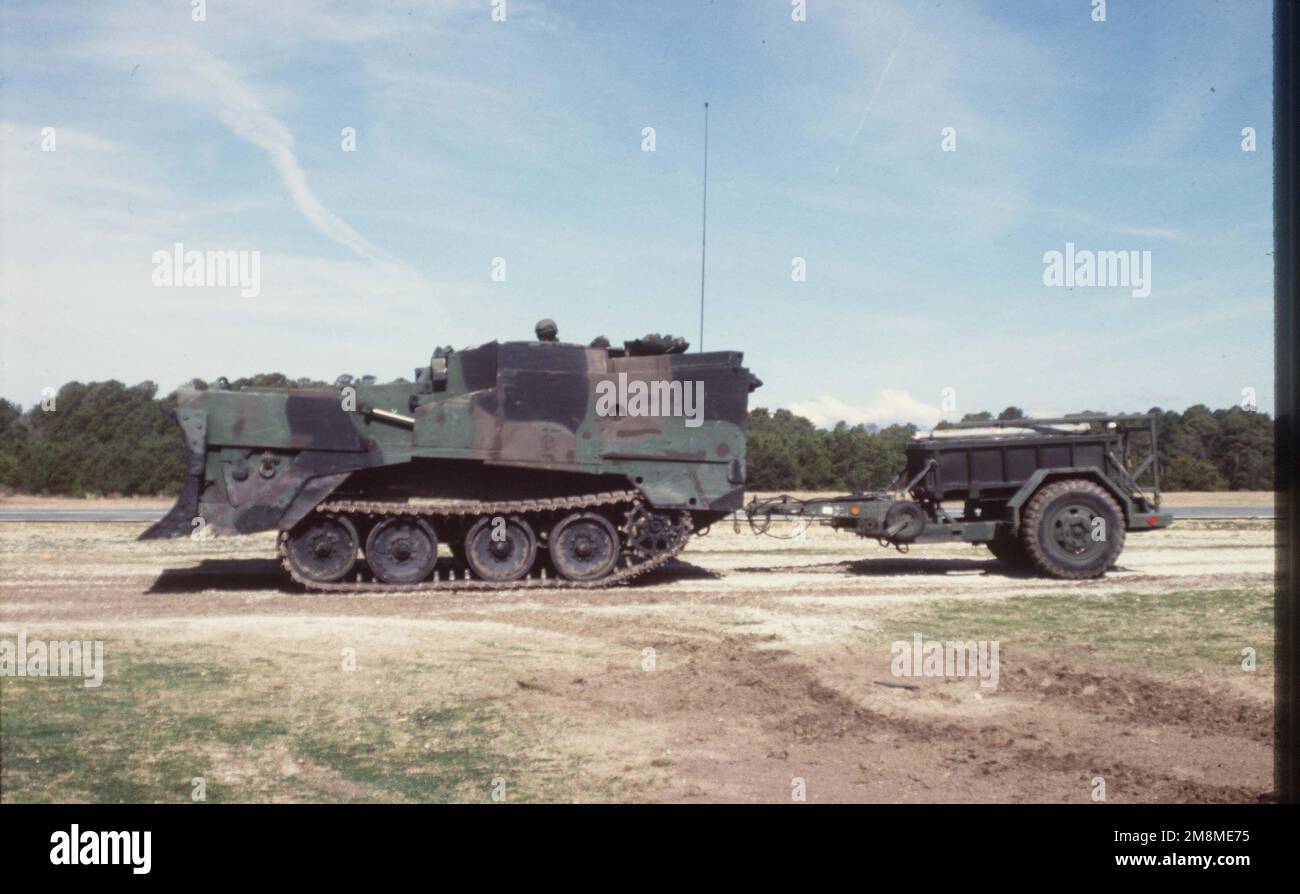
(278, 491, 692, 592)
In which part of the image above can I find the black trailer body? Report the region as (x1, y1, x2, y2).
(745, 415, 1173, 579)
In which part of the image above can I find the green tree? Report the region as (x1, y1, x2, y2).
(10, 381, 186, 496)
(1162, 456, 1228, 491)
(0, 381, 1279, 497)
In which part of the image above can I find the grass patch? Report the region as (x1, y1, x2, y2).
(1, 637, 583, 803)
(870, 588, 1273, 676)
(293, 702, 517, 803)
(1, 648, 250, 803)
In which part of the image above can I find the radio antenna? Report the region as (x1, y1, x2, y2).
(698, 101, 709, 352)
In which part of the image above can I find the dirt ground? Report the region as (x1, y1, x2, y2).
(0, 514, 1276, 803)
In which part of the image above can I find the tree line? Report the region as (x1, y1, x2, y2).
(747, 404, 1274, 493)
(0, 379, 1276, 496)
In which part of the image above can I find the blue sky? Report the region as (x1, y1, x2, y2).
(0, 0, 1275, 424)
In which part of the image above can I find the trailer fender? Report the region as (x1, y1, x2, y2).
(1005, 467, 1131, 531)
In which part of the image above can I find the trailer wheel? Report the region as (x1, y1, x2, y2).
(985, 537, 1033, 568)
(1019, 479, 1125, 579)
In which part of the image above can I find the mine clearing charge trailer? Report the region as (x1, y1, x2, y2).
(744, 414, 1173, 579)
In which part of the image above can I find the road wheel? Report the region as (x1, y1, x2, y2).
(464, 515, 537, 582)
(985, 537, 1033, 567)
(365, 517, 438, 584)
(1019, 479, 1125, 579)
(285, 514, 359, 583)
(549, 512, 621, 581)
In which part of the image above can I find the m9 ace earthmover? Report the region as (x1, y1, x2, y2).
(746, 415, 1172, 579)
(141, 322, 762, 590)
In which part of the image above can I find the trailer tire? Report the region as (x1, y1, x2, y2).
(986, 537, 1033, 568)
(1019, 479, 1125, 579)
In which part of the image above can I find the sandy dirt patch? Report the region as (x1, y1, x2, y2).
(0, 517, 1275, 802)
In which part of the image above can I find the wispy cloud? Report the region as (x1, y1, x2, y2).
(833, 0, 924, 181)
(99, 38, 400, 267)
(1040, 205, 1184, 241)
(195, 50, 397, 266)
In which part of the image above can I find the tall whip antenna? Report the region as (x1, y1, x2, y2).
(698, 101, 709, 352)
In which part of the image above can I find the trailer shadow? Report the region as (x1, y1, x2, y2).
(733, 557, 1041, 578)
(841, 557, 1041, 578)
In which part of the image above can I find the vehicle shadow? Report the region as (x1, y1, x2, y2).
(147, 559, 300, 594)
(631, 559, 722, 584)
(146, 557, 718, 593)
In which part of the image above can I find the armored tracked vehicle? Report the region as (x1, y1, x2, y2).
(142, 321, 761, 590)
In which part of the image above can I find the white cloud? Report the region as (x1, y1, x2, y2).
(787, 390, 945, 429)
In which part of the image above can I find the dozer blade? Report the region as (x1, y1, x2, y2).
(138, 472, 201, 540)
(138, 405, 207, 540)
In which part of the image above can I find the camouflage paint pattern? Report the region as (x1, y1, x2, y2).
(141, 336, 759, 539)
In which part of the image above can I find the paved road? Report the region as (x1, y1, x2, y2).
(0, 509, 169, 522)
